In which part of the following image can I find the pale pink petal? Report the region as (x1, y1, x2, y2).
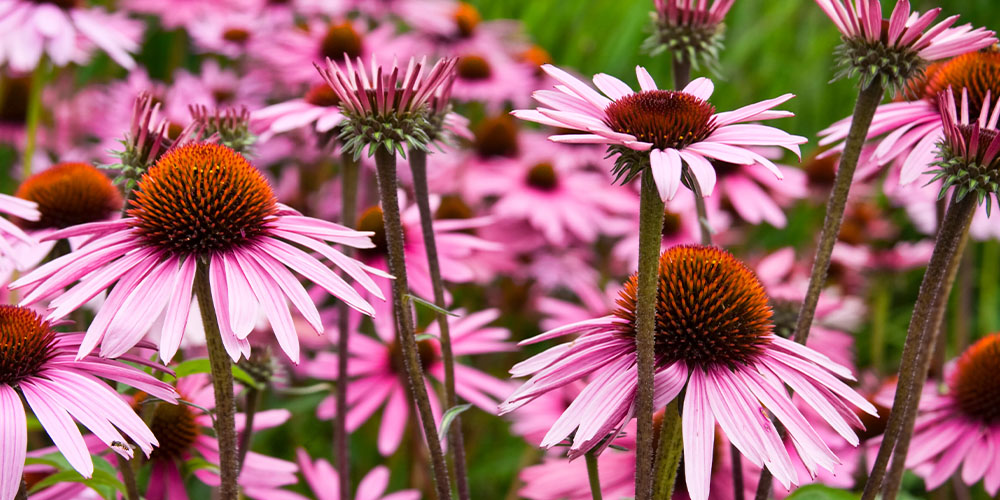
(0, 385, 26, 500)
(683, 369, 715, 500)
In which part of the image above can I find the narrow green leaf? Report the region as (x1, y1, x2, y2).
(438, 403, 472, 439)
(404, 293, 459, 317)
(784, 484, 859, 500)
(172, 358, 260, 389)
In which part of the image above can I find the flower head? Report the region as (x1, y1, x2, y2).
(929, 87, 1000, 211)
(12, 143, 384, 364)
(501, 245, 877, 500)
(15, 162, 121, 230)
(512, 65, 805, 201)
(316, 55, 458, 158)
(0, 305, 178, 500)
(642, 0, 735, 71)
(908, 333, 1000, 494)
(815, 0, 996, 91)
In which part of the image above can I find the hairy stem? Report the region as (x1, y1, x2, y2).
(373, 147, 453, 500)
(652, 399, 683, 500)
(237, 386, 259, 470)
(336, 153, 359, 500)
(672, 57, 691, 90)
(22, 60, 47, 179)
(586, 451, 604, 500)
(194, 259, 240, 499)
(861, 194, 976, 500)
(793, 81, 883, 345)
(117, 454, 140, 500)
(409, 147, 470, 500)
(635, 168, 666, 500)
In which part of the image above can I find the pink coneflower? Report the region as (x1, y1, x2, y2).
(0, 0, 142, 71)
(468, 133, 635, 246)
(121, 0, 243, 31)
(501, 245, 877, 500)
(253, 82, 345, 142)
(449, 48, 535, 110)
(0, 305, 178, 500)
(272, 449, 420, 500)
(139, 374, 299, 499)
(906, 333, 1000, 494)
(820, 50, 1000, 185)
(706, 148, 809, 228)
(512, 65, 805, 201)
(348, 0, 457, 36)
(311, 308, 513, 455)
(11, 143, 384, 364)
(0, 192, 39, 270)
(642, 0, 735, 71)
(814, 0, 995, 90)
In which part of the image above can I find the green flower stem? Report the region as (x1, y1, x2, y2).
(979, 241, 999, 332)
(409, 147, 470, 500)
(237, 386, 259, 470)
(336, 153, 360, 500)
(22, 60, 47, 180)
(586, 450, 604, 500)
(373, 147, 453, 500)
(793, 81, 883, 345)
(870, 279, 890, 374)
(117, 454, 140, 500)
(652, 399, 683, 500)
(635, 167, 666, 500)
(193, 259, 240, 500)
(861, 194, 977, 500)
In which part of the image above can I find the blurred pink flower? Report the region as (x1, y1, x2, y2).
(513, 66, 805, 201)
(11, 143, 383, 364)
(0, 193, 38, 270)
(310, 308, 513, 455)
(501, 246, 876, 500)
(268, 449, 420, 500)
(0, 306, 177, 500)
(0, 0, 142, 71)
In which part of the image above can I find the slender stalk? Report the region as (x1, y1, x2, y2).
(22, 60, 47, 179)
(585, 451, 604, 500)
(635, 168, 666, 500)
(409, 147, 470, 500)
(752, 455, 773, 500)
(793, 81, 884, 345)
(672, 57, 691, 90)
(731, 441, 744, 500)
(336, 153, 360, 500)
(861, 194, 977, 500)
(117, 454, 140, 500)
(237, 386, 259, 469)
(870, 279, 890, 373)
(193, 259, 240, 500)
(373, 147, 453, 500)
(652, 399, 683, 500)
(978, 241, 998, 332)
(683, 167, 712, 245)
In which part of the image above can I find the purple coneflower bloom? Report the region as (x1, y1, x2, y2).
(512, 65, 805, 201)
(0, 0, 142, 71)
(820, 51, 1000, 185)
(11, 143, 384, 364)
(501, 245, 877, 500)
(253, 82, 345, 141)
(141, 374, 299, 499)
(310, 308, 513, 455)
(272, 449, 420, 500)
(0, 305, 177, 500)
(907, 333, 1000, 494)
(0, 192, 39, 270)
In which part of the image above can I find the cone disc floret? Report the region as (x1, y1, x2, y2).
(0, 305, 57, 386)
(146, 399, 201, 461)
(950, 334, 1000, 423)
(128, 143, 278, 257)
(613, 245, 774, 369)
(16, 162, 122, 230)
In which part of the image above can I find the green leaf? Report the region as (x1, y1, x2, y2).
(785, 484, 860, 500)
(172, 358, 260, 389)
(276, 382, 334, 396)
(404, 294, 459, 317)
(414, 333, 439, 342)
(181, 456, 220, 476)
(438, 404, 473, 439)
(28, 453, 125, 500)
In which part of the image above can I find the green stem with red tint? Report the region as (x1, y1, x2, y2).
(373, 147, 453, 500)
(194, 259, 239, 500)
(861, 194, 977, 500)
(635, 167, 666, 500)
(586, 450, 604, 500)
(652, 399, 683, 500)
